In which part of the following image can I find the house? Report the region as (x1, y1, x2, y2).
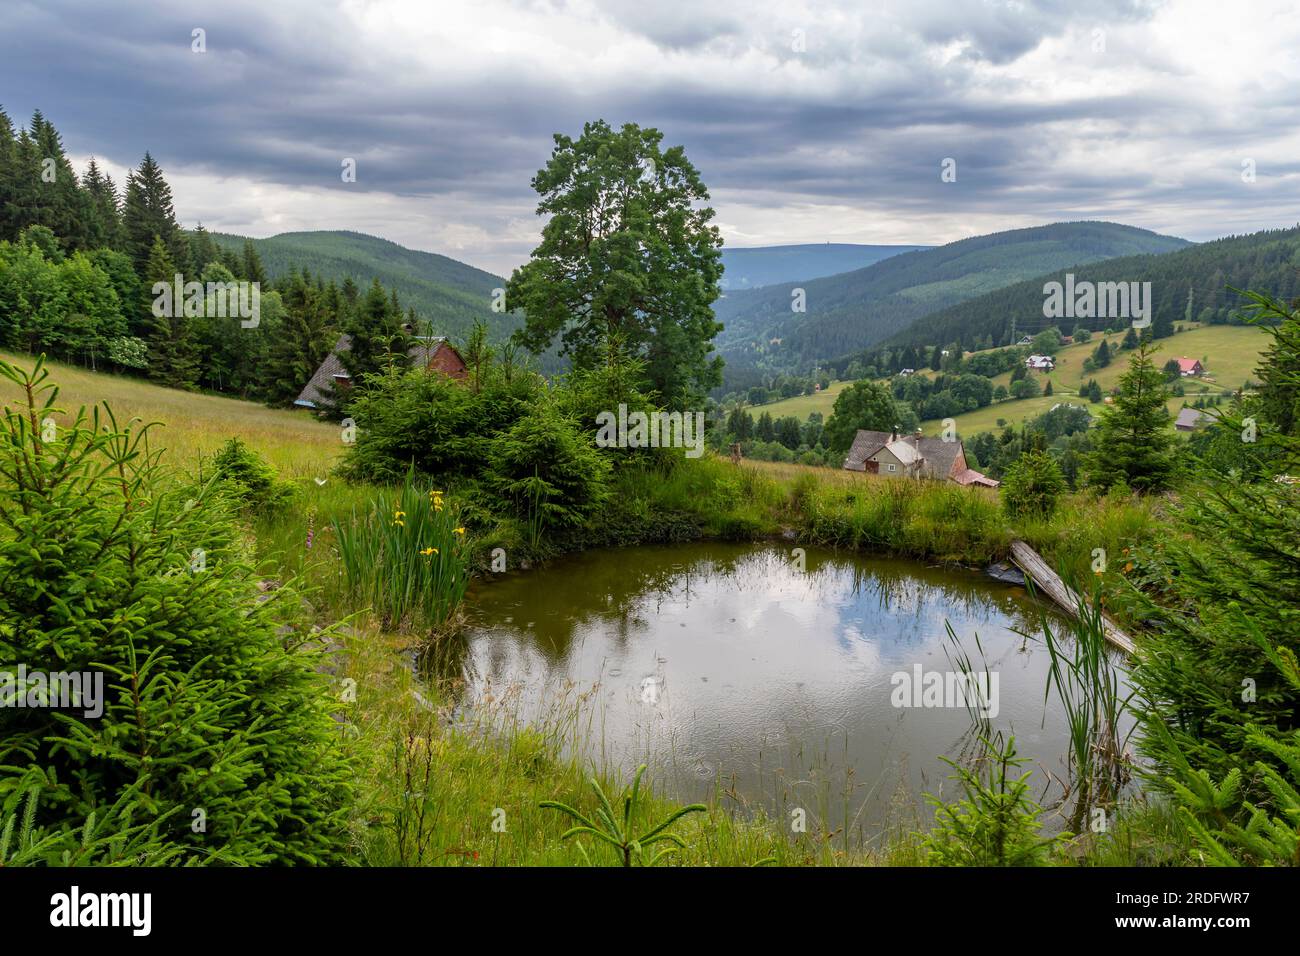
(898, 368, 916, 376)
(294, 331, 467, 409)
(1175, 407, 1207, 431)
(1025, 354, 1056, 371)
(1017, 335, 1033, 346)
(842, 429, 999, 488)
(1176, 357, 1204, 377)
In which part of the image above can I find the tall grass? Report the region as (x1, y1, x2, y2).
(1032, 586, 1138, 833)
(333, 468, 470, 632)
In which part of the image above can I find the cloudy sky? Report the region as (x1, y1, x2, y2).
(3, 0, 1298, 276)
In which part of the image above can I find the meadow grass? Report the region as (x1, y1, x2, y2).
(0, 349, 343, 477)
(0, 352, 1181, 865)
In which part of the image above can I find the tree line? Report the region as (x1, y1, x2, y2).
(0, 108, 430, 405)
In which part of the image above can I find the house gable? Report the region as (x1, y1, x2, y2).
(294, 334, 467, 409)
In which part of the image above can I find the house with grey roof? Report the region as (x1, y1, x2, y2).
(1175, 407, 1208, 431)
(842, 428, 998, 487)
(294, 332, 467, 410)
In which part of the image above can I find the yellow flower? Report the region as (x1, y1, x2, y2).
(453, 527, 465, 535)
(419, 547, 438, 556)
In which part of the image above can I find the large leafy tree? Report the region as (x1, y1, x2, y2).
(822, 380, 907, 454)
(506, 120, 724, 409)
(1083, 340, 1175, 492)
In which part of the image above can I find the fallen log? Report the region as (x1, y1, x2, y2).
(1009, 540, 1136, 655)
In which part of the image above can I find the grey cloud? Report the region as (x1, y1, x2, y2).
(0, 0, 1296, 275)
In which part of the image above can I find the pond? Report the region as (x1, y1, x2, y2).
(449, 542, 1091, 840)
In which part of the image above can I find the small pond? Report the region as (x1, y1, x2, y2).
(449, 542, 1097, 839)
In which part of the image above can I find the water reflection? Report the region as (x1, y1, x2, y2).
(444, 542, 1080, 837)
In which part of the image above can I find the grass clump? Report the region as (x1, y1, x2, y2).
(333, 467, 470, 632)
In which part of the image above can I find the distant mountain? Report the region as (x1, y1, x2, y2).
(880, 225, 1300, 353)
(210, 230, 512, 340)
(713, 221, 1190, 386)
(719, 243, 928, 290)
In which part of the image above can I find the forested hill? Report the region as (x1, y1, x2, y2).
(713, 221, 1189, 386)
(720, 243, 929, 290)
(881, 225, 1300, 353)
(210, 230, 514, 340)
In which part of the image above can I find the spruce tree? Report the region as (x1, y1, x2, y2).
(30, 112, 89, 250)
(123, 152, 190, 279)
(0, 106, 19, 241)
(0, 356, 354, 863)
(1083, 341, 1175, 492)
(241, 237, 267, 287)
(143, 235, 198, 389)
(266, 272, 337, 405)
(189, 223, 220, 273)
(81, 158, 124, 250)
(1092, 338, 1111, 368)
(341, 278, 410, 387)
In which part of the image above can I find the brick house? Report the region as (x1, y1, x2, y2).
(842, 429, 999, 487)
(294, 332, 467, 410)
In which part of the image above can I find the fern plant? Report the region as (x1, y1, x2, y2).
(540, 764, 706, 866)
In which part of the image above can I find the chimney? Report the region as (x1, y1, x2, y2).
(890, 426, 898, 442)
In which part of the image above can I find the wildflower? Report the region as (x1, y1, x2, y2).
(393, 509, 406, 527)
(453, 527, 465, 536)
(1124, 562, 1133, 572)
(420, 547, 438, 557)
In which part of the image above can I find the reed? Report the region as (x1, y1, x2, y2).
(332, 467, 470, 632)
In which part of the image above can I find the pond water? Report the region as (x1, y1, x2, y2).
(450, 542, 1089, 839)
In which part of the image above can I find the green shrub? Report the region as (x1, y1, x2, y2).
(207, 437, 294, 513)
(337, 363, 540, 484)
(0, 357, 354, 864)
(1000, 450, 1066, 519)
(485, 397, 611, 544)
(922, 735, 1063, 866)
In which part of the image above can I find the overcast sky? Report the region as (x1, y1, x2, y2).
(3, 0, 1298, 276)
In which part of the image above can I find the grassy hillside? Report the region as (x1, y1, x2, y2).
(720, 243, 929, 290)
(752, 323, 1270, 434)
(0, 350, 340, 478)
(884, 225, 1300, 352)
(923, 324, 1270, 438)
(714, 221, 1189, 384)
(211, 229, 515, 341)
